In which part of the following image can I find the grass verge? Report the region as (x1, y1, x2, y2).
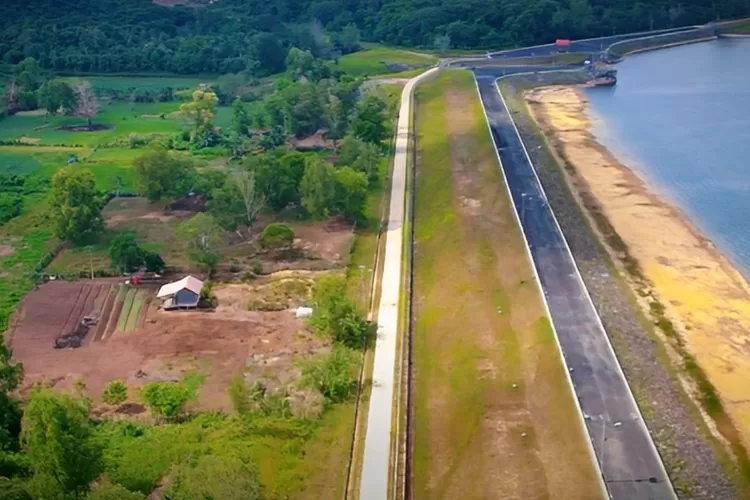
(411, 70, 599, 499)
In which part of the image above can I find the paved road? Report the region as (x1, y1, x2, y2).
(359, 67, 438, 500)
(474, 74, 677, 500)
(487, 26, 698, 60)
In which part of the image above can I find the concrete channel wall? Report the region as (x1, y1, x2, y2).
(605, 26, 717, 59)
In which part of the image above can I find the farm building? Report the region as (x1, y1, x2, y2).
(157, 276, 204, 310)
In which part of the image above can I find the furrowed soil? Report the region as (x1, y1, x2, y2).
(411, 70, 600, 499)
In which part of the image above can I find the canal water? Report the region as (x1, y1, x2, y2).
(585, 38, 750, 276)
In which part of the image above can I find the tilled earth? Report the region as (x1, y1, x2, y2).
(502, 79, 736, 499)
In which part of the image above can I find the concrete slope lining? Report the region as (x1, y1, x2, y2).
(359, 67, 438, 500)
(474, 74, 677, 500)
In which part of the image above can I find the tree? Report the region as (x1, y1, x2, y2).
(179, 89, 218, 139)
(434, 34, 452, 55)
(249, 153, 304, 212)
(178, 213, 223, 273)
(166, 455, 263, 500)
(0, 343, 22, 454)
(300, 158, 336, 219)
(259, 223, 295, 250)
(230, 99, 251, 136)
(352, 142, 381, 182)
(21, 390, 102, 498)
(102, 380, 128, 406)
(213, 73, 248, 105)
(73, 81, 100, 128)
(208, 180, 246, 232)
(352, 95, 387, 144)
(38, 79, 75, 121)
(108, 233, 144, 273)
(230, 168, 264, 226)
(352, 95, 388, 144)
(133, 146, 194, 202)
(14, 58, 41, 92)
(49, 168, 103, 244)
(334, 167, 368, 220)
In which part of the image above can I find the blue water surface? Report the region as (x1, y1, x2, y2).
(585, 38, 750, 276)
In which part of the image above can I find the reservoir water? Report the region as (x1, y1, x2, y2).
(585, 38, 750, 276)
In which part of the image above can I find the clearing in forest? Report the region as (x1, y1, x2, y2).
(411, 70, 600, 498)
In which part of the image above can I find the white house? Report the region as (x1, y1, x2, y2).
(157, 275, 204, 310)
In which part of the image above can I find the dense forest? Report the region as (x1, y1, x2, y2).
(1, 0, 748, 75)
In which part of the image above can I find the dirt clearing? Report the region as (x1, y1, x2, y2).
(9, 279, 327, 412)
(411, 71, 599, 498)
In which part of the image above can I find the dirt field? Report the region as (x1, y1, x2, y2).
(411, 72, 599, 498)
(526, 86, 750, 456)
(8, 278, 327, 412)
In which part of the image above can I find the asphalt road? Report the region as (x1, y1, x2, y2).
(358, 67, 438, 500)
(474, 75, 677, 500)
(488, 26, 698, 59)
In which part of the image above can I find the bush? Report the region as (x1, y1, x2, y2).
(102, 381, 128, 406)
(309, 275, 372, 348)
(199, 281, 218, 308)
(259, 223, 294, 250)
(140, 375, 203, 421)
(88, 482, 144, 500)
(300, 347, 360, 403)
(166, 455, 263, 500)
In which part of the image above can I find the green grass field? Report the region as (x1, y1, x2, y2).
(411, 71, 599, 498)
(335, 48, 437, 77)
(116, 286, 137, 332)
(124, 290, 146, 332)
(0, 101, 186, 146)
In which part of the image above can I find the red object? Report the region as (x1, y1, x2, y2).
(556, 39, 571, 48)
(131, 276, 141, 285)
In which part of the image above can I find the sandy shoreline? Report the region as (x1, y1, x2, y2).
(525, 86, 750, 452)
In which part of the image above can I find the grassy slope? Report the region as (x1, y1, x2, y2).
(335, 48, 437, 77)
(411, 71, 599, 498)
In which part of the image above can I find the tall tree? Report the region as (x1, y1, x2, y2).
(231, 168, 265, 226)
(21, 390, 102, 498)
(73, 81, 100, 128)
(178, 213, 223, 273)
(351, 95, 387, 144)
(334, 167, 368, 220)
(300, 157, 336, 219)
(38, 79, 76, 121)
(231, 99, 251, 136)
(49, 168, 103, 244)
(133, 147, 194, 202)
(179, 89, 218, 133)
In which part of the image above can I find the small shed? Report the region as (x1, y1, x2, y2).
(157, 276, 204, 310)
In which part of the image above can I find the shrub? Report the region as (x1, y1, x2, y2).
(102, 381, 128, 406)
(140, 375, 203, 421)
(88, 482, 144, 500)
(259, 223, 295, 250)
(199, 281, 218, 308)
(166, 455, 263, 500)
(309, 275, 372, 348)
(300, 346, 360, 403)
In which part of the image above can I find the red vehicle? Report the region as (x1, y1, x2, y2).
(556, 39, 571, 51)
